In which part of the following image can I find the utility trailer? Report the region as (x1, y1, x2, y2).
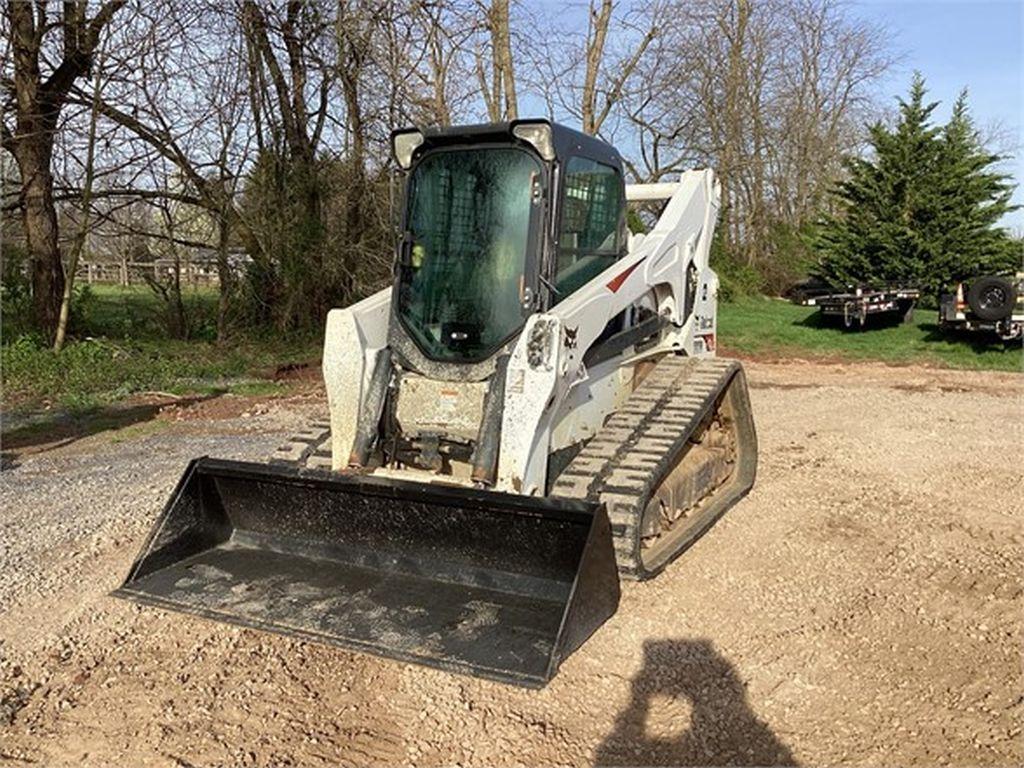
(939, 274, 1023, 341)
(797, 286, 920, 329)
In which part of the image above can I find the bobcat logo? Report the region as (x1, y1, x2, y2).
(564, 325, 579, 349)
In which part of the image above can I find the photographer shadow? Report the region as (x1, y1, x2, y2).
(595, 639, 796, 767)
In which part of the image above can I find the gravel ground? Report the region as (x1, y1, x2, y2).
(1, 360, 1021, 766)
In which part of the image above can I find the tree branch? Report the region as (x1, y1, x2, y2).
(42, 0, 126, 104)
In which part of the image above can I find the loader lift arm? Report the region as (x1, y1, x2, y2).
(496, 171, 723, 495)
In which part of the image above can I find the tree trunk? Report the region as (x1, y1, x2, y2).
(216, 214, 232, 344)
(720, 0, 751, 259)
(170, 254, 186, 339)
(477, 0, 516, 121)
(5, 0, 125, 341)
(337, 7, 370, 309)
(581, 0, 613, 136)
(15, 138, 64, 340)
(492, 0, 517, 120)
(54, 58, 104, 351)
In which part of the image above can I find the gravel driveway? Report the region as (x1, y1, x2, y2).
(1, 360, 1021, 766)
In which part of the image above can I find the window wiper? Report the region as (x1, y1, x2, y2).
(538, 273, 560, 300)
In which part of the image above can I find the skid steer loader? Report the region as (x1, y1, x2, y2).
(116, 120, 757, 687)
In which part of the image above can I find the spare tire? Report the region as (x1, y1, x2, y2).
(967, 276, 1017, 321)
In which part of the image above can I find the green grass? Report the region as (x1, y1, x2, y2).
(1, 335, 319, 412)
(79, 283, 219, 340)
(4, 287, 1020, 416)
(718, 296, 1022, 372)
(2, 284, 320, 412)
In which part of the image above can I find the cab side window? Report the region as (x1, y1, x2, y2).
(554, 156, 623, 298)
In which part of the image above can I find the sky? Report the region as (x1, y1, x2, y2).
(530, 0, 1023, 230)
(851, 1, 1022, 229)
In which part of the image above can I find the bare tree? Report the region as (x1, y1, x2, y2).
(53, 48, 105, 351)
(2, 0, 126, 339)
(621, 0, 890, 285)
(65, 1, 256, 339)
(524, 0, 657, 138)
(476, 0, 517, 121)
(145, 205, 188, 340)
(398, 0, 479, 126)
(3, 0, 897, 341)
(579, 0, 656, 136)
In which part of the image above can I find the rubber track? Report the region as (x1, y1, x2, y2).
(551, 355, 741, 580)
(269, 419, 333, 469)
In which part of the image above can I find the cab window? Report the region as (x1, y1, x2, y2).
(398, 147, 539, 362)
(555, 156, 623, 298)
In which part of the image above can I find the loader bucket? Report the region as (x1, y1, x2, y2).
(114, 457, 620, 687)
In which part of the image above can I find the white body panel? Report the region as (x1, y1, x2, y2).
(548, 355, 634, 451)
(321, 170, 721, 493)
(322, 288, 391, 470)
(496, 170, 721, 493)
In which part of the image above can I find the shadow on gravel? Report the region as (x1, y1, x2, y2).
(595, 639, 796, 767)
(0, 394, 219, 467)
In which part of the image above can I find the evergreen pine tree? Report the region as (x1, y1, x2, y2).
(927, 90, 1019, 288)
(812, 74, 1019, 295)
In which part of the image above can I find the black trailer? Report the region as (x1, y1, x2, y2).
(939, 274, 1023, 341)
(796, 286, 920, 329)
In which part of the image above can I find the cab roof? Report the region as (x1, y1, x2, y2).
(399, 119, 623, 170)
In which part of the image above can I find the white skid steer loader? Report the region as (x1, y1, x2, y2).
(116, 121, 757, 687)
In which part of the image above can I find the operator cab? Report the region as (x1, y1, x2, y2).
(389, 120, 627, 377)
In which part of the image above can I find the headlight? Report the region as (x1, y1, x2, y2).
(513, 122, 555, 161)
(392, 129, 424, 169)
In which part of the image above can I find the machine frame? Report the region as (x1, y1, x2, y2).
(323, 123, 722, 497)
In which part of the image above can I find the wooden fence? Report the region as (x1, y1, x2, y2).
(75, 260, 224, 287)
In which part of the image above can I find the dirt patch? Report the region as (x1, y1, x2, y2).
(718, 344, 859, 367)
(1, 361, 1021, 766)
(2, 384, 325, 462)
(1, 394, 214, 459)
(747, 380, 821, 391)
(155, 393, 274, 422)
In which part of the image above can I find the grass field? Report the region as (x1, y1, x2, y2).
(718, 296, 1022, 372)
(2, 285, 320, 413)
(3, 287, 1020, 417)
